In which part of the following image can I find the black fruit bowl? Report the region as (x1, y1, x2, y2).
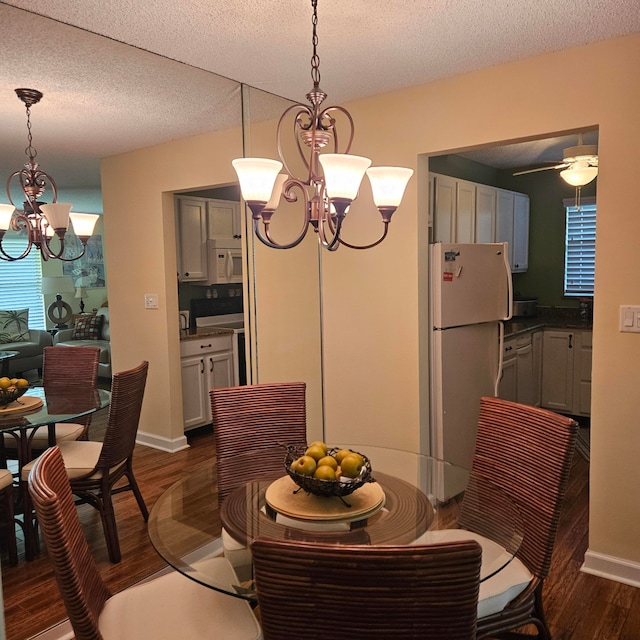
(0, 385, 28, 408)
(284, 445, 374, 498)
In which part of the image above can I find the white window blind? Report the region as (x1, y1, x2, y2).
(0, 235, 46, 329)
(564, 197, 596, 297)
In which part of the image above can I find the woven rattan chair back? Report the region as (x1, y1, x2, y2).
(28, 446, 110, 640)
(42, 345, 100, 389)
(95, 360, 148, 471)
(462, 396, 578, 580)
(252, 537, 482, 640)
(210, 382, 307, 503)
(42, 345, 101, 439)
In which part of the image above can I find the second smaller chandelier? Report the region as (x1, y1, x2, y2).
(232, 0, 413, 252)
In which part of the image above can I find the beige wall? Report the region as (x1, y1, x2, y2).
(101, 33, 640, 578)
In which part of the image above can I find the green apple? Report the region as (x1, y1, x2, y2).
(340, 454, 364, 478)
(335, 448, 354, 464)
(291, 455, 316, 476)
(308, 440, 328, 455)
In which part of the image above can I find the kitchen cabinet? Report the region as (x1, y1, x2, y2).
(175, 196, 208, 281)
(475, 185, 497, 243)
(431, 174, 528, 270)
(499, 337, 518, 402)
(497, 188, 530, 272)
(532, 330, 543, 407)
(207, 199, 242, 241)
(499, 333, 534, 405)
(180, 334, 234, 431)
(541, 329, 592, 416)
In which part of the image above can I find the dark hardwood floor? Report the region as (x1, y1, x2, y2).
(2, 418, 639, 639)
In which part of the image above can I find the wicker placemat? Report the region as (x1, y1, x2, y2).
(0, 396, 43, 414)
(265, 475, 385, 522)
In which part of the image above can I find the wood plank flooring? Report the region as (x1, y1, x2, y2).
(2, 419, 639, 639)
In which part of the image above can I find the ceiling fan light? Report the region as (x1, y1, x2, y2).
(560, 165, 598, 187)
(319, 154, 372, 200)
(366, 166, 414, 207)
(232, 158, 283, 203)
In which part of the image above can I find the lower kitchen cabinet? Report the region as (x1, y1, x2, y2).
(180, 335, 234, 430)
(499, 333, 534, 405)
(541, 329, 592, 416)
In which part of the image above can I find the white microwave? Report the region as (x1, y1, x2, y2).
(199, 240, 243, 285)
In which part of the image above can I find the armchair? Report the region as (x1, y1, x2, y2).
(53, 307, 111, 378)
(2, 329, 52, 377)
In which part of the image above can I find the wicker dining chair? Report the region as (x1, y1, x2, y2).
(28, 446, 262, 640)
(0, 468, 17, 565)
(210, 381, 307, 504)
(252, 537, 482, 640)
(461, 396, 579, 639)
(22, 361, 150, 563)
(2, 346, 100, 458)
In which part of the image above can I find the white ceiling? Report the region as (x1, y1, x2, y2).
(0, 1, 638, 204)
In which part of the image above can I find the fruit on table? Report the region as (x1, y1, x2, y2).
(317, 455, 338, 470)
(340, 454, 364, 478)
(0, 378, 11, 390)
(305, 444, 327, 462)
(308, 440, 328, 455)
(334, 448, 354, 464)
(313, 465, 337, 481)
(291, 455, 317, 476)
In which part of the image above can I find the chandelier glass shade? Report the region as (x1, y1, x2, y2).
(232, 0, 413, 251)
(0, 88, 99, 262)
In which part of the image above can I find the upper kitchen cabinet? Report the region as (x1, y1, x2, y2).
(176, 196, 208, 281)
(475, 184, 497, 244)
(497, 189, 529, 272)
(432, 174, 476, 243)
(207, 199, 242, 241)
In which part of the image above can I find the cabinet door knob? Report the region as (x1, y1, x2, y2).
(568, 334, 573, 349)
(200, 359, 204, 373)
(210, 357, 214, 372)
(185, 272, 190, 277)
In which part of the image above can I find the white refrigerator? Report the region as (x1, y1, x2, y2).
(429, 242, 513, 469)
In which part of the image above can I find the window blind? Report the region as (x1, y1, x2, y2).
(564, 199, 596, 297)
(0, 235, 46, 329)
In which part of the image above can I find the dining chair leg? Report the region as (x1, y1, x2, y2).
(125, 464, 149, 520)
(97, 491, 122, 564)
(19, 480, 40, 561)
(0, 482, 18, 566)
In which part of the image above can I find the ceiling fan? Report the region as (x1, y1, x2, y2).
(513, 133, 598, 187)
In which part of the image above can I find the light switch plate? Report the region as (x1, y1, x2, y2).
(144, 293, 159, 310)
(619, 305, 640, 332)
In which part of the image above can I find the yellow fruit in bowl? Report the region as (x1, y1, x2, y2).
(313, 465, 338, 481)
(308, 440, 328, 455)
(341, 454, 365, 479)
(317, 455, 338, 470)
(0, 377, 11, 390)
(335, 448, 354, 464)
(305, 444, 327, 462)
(290, 455, 316, 476)
(16, 379, 29, 388)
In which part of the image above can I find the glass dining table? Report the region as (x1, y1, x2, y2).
(148, 444, 524, 603)
(0, 386, 111, 470)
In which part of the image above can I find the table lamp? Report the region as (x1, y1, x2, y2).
(74, 286, 88, 313)
(41, 276, 75, 328)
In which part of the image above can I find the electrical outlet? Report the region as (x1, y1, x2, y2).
(144, 293, 159, 310)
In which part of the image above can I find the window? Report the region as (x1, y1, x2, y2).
(564, 197, 596, 297)
(0, 235, 46, 329)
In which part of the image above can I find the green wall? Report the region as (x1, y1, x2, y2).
(429, 154, 597, 307)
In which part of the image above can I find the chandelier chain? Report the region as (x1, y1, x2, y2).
(310, 0, 320, 88)
(24, 104, 38, 162)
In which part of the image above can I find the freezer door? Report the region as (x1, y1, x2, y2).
(431, 243, 512, 328)
(430, 322, 500, 469)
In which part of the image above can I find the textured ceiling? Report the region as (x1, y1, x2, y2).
(0, 0, 638, 205)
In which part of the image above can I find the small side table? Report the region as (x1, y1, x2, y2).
(0, 351, 19, 377)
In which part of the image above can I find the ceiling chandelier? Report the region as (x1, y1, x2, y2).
(232, 0, 413, 251)
(0, 88, 99, 262)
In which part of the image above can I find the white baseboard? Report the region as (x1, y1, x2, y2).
(581, 549, 640, 588)
(135, 430, 189, 453)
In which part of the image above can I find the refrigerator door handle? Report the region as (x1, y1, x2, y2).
(495, 321, 505, 396)
(502, 243, 514, 321)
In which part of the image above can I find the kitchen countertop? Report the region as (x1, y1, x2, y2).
(504, 318, 592, 337)
(179, 327, 234, 341)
